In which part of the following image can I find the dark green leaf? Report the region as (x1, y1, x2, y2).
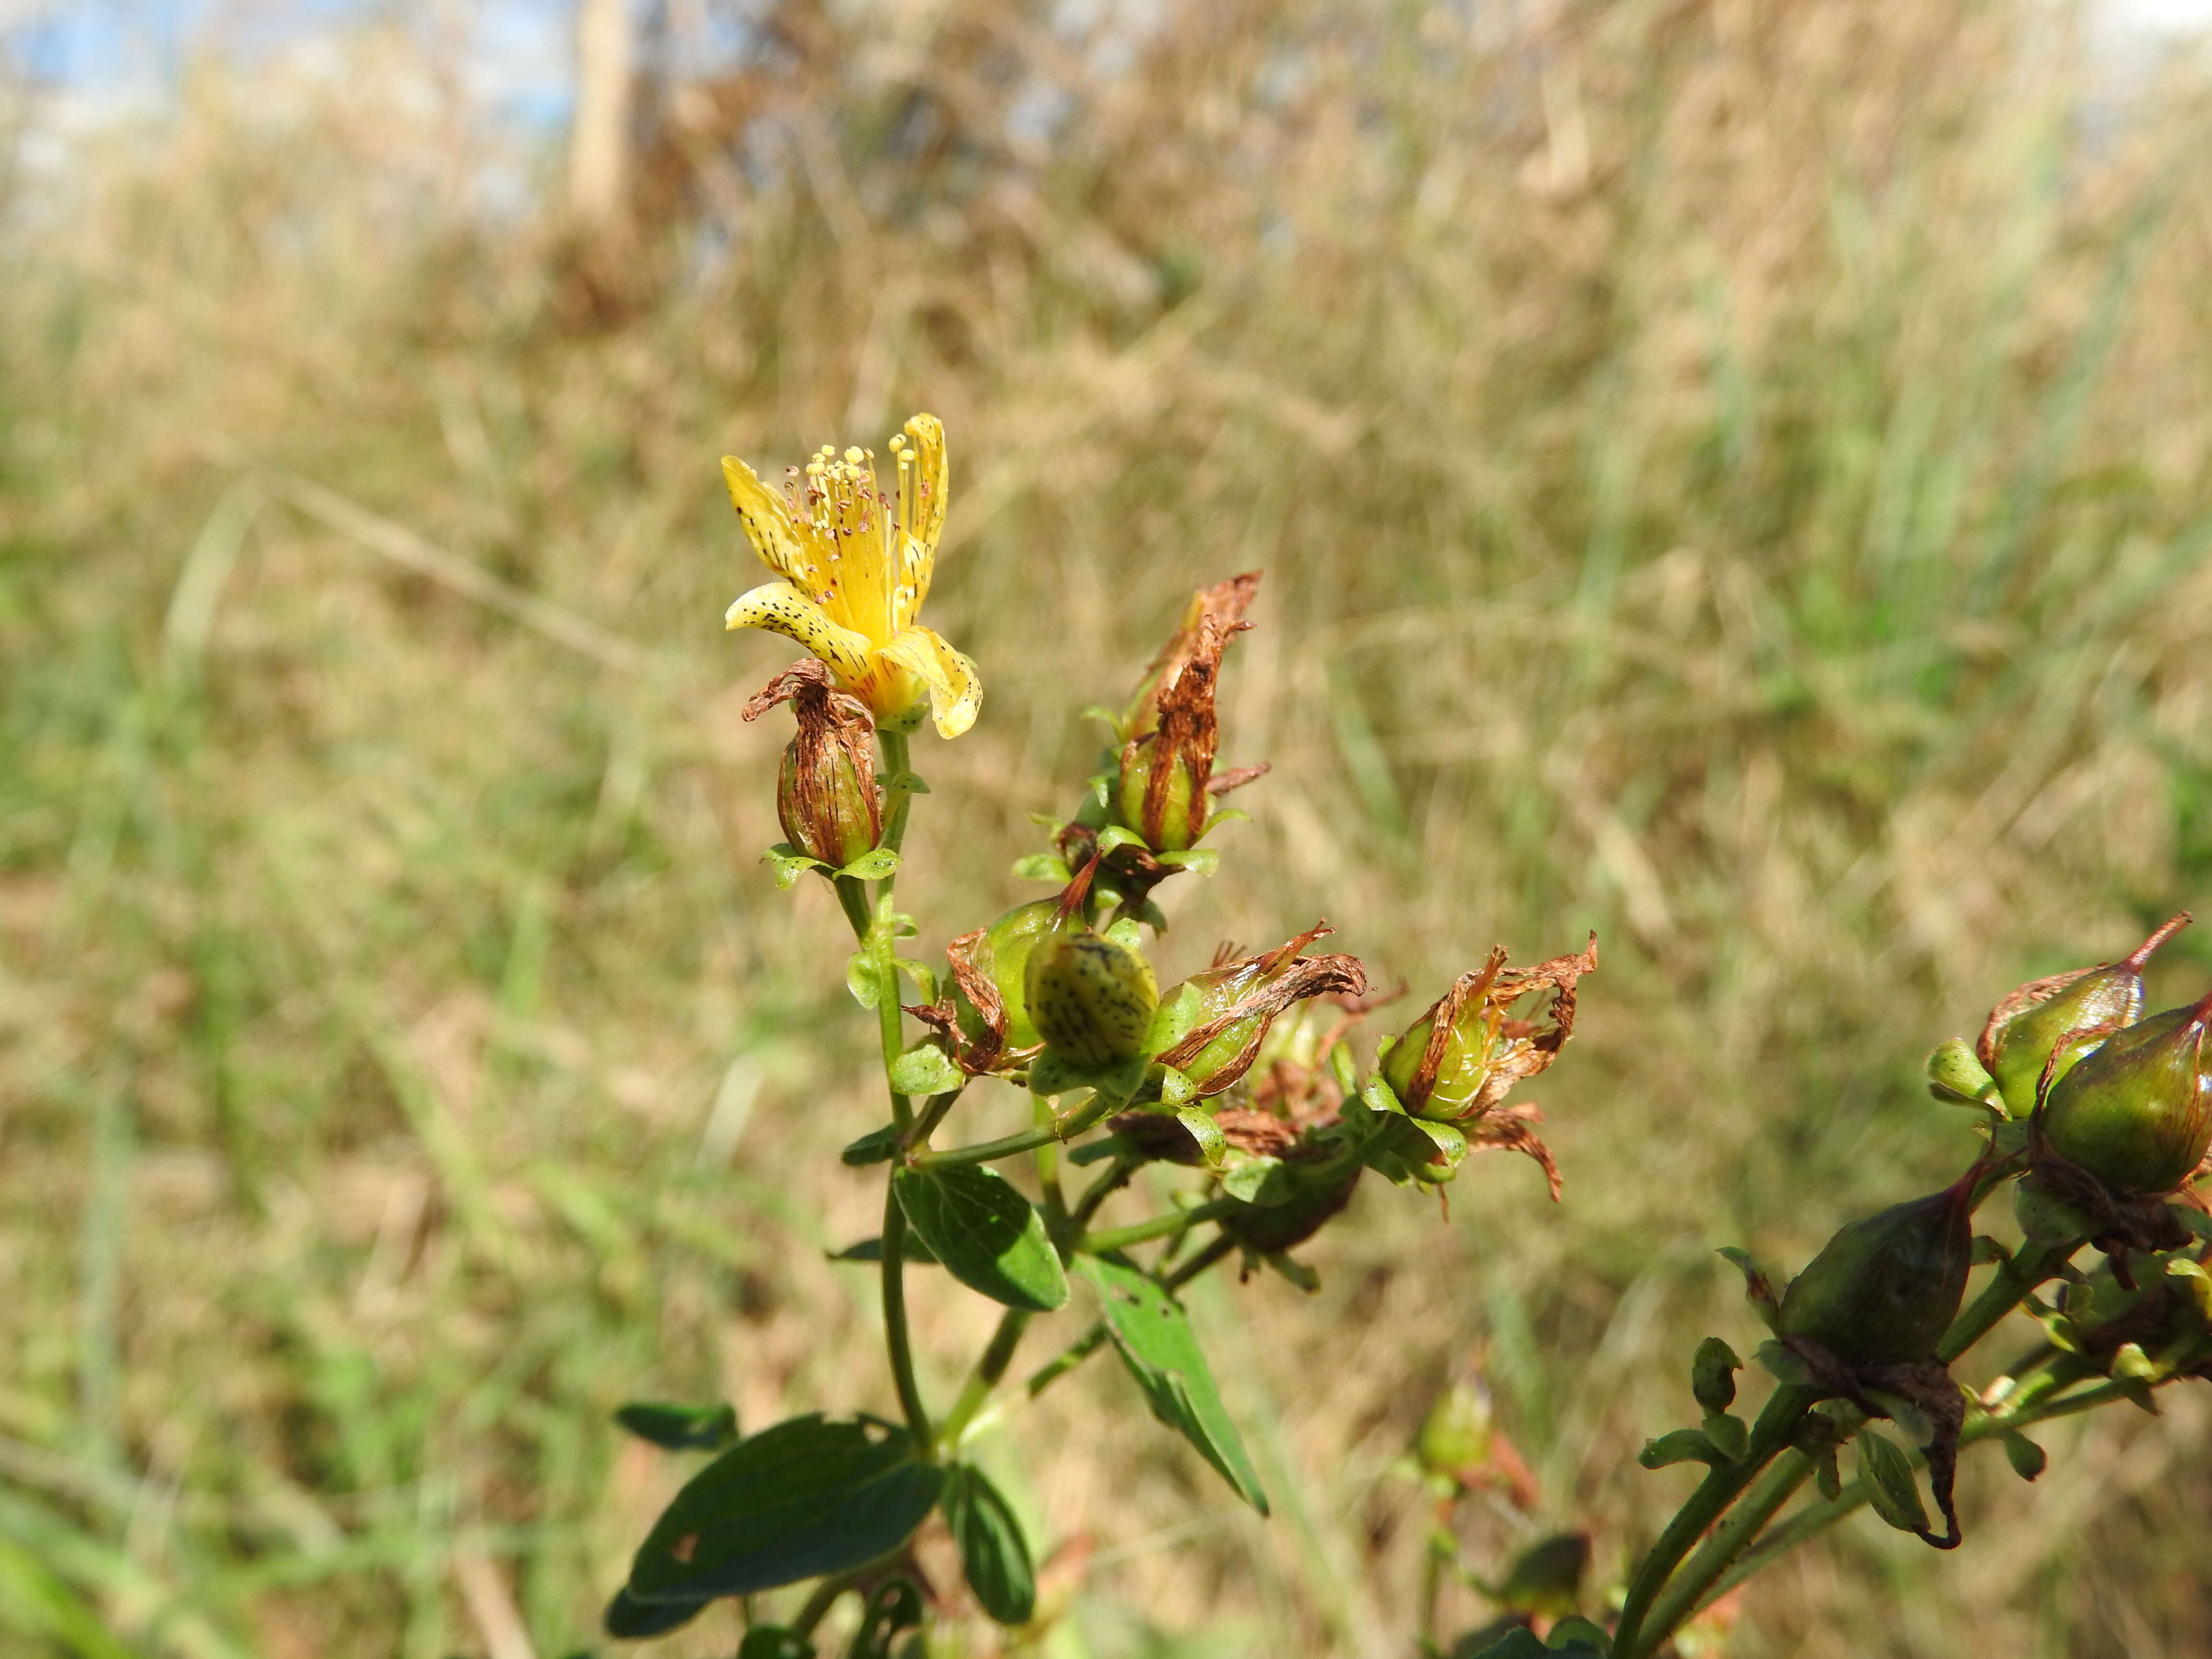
(604, 1587, 710, 1638)
(840, 848, 902, 881)
(830, 1235, 939, 1266)
(1491, 1531, 1588, 1616)
(2003, 1430, 2047, 1482)
(1717, 1247, 1780, 1330)
(625, 1415, 944, 1604)
(943, 1465, 1037, 1625)
(889, 1041, 963, 1097)
(1700, 1412, 1748, 1460)
(842, 1124, 902, 1167)
(1856, 1430, 1929, 1535)
(1690, 1336, 1740, 1413)
(1073, 1254, 1268, 1513)
(1637, 1429, 1726, 1470)
(738, 1629, 816, 1659)
(614, 1401, 738, 1452)
(1753, 1339, 1811, 1386)
(894, 1166, 1070, 1313)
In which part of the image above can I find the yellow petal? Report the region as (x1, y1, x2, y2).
(725, 582, 876, 687)
(880, 625, 983, 739)
(721, 456, 817, 588)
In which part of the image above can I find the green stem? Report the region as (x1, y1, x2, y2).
(1698, 1363, 2162, 1612)
(1079, 1197, 1241, 1257)
(880, 1181, 932, 1455)
(878, 730, 916, 856)
(1025, 1321, 1109, 1401)
(1611, 1384, 1815, 1659)
(1939, 1238, 2075, 1362)
(791, 1571, 855, 1637)
(1062, 1154, 1138, 1243)
(833, 873, 873, 940)
(1163, 1233, 1236, 1290)
(916, 1088, 1129, 1168)
(1639, 1449, 1814, 1649)
(938, 1309, 1033, 1452)
(904, 1088, 963, 1152)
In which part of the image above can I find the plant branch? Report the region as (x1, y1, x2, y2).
(1611, 1383, 1816, 1659)
(1078, 1197, 1242, 1257)
(1939, 1237, 2076, 1363)
(880, 1179, 932, 1455)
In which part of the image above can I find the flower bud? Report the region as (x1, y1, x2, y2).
(1777, 1184, 1974, 1367)
(1113, 573, 1264, 854)
(1978, 914, 2189, 1118)
(1414, 1374, 1493, 1482)
(1379, 938, 1597, 1123)
(1151, 924, 1368, 1097)
(1024, 931, 1159, 1069)
(742, 659, 881, 867)
(2039, 991, 2212, 1195)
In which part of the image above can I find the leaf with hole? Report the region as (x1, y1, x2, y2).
(943, 1464, 1037, 1625)
(1074, 1254, 1268, 1512)
(894, 1166, 1069, 1312)
(623, 1415, 944, 1605)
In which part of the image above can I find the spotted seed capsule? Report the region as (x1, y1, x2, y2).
(2040, 991, 2212, 1195)
(1023, 932, 1159, 1069)
(973, 900, 1069, 1050)
(1777, 1183, 1974, 1367)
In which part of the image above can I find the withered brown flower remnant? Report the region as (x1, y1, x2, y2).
(1153, 922, 1370, 1098)
(1115, 572, 1268, 854)
(1378, 937, 1599, 1199)
(742, 658, 882, 868)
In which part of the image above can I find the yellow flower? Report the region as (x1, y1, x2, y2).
(722, 413, 981, 738)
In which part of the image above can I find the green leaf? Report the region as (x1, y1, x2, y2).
(614, 1401, 739, 1452)
(1454, 1629, 1604, 1659)
(1195, 806, 1252, 838)
(1717, 1247, 1781, 1331)
(1157, 1064, 1197, 1107)
(1813, 1442, 1842, 1500)
(1103, 915, 1145, 951)
(839, 847, 902, 881)
(1404, 1116, 1468, 1170)
(605, 1586, 711, 1638)
(1175, 1106, 1227, 1170)
(896, 958, 938, 1003)
(841, 1124, 902, 1166)
(1753, 1339, 1809, 1386)
(1690, 1336, 1741, 1413)
(1220, 1154, 1287, 1203)
(1155, 847, 1220, 876)
(2002, 1430, 2047, 1482)
(846, 952, 881, 1010)
(1360, 1077, 1405, 1117)
(766, 844, 828, 891)
(1637, 1428, 1727, 1470)
(1073, 1254, 1268, 1513)
(625, 1415, 944, 1605)
(889, 1041, 962, 1097)
(738, 1629, 816, 1659)
(2015, 1179, 2093, 1248)
(1094, 824, 1144, 856)
(830, 1234, 940, 1266)
(1013, 852, 1073, 882)
(1450, 1630, 1549, 1659)
(1856, 1430, 1929, 1536)
(1701, 1412, 1749, 1460)
(943, 1465, 1037, 1625)
(894, 1166, 1070, 1313)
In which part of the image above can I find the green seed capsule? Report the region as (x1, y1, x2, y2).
(2040, 995, 2212, 1195)
(1116, 733, 1205, 853)
(1778, 1185, 1974, 1367)
(975, 900, 1070, 1049)
(1024, 932, 1158, 1069)
(1983, 916, 2188, 1117)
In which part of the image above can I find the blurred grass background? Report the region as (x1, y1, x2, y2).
(6, 0, 2212, 1653)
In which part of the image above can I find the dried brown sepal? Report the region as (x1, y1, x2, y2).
(917, 926, 1045, 1079)
(742, 658, 882, 865)
(1155, 921, 1370, 1098)
(1387, 936, 1599, 1121)
(1466, 1104, 1564, 1202)
(1118, 574, 1262, 853)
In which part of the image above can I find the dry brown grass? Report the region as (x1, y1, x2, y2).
(5, 0, 2212, 1654)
